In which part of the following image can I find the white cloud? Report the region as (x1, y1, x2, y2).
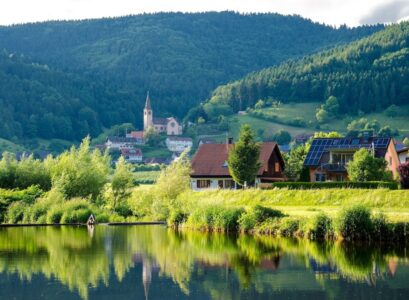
(0, 0, 402, 26)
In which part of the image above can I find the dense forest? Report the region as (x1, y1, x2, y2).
(206, 22, 409, 115)
(0, 12, 382, 141)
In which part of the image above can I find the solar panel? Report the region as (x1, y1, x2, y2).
(304, 137, 391, 166)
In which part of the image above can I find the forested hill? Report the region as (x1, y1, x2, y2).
(0, 12, 382, 141)
(0, 51, 136, 141)
(206, 22, 409, 114)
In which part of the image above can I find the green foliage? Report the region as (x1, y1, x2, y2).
(271, 181, 399, 190)
(111, 157, 134, 209)
(347, 148, 389, 182)
(185, 206, 244, 232)
(47, 137, 110, 199)
(337, 205, 373, 240)
(0, 153, 51, 190)
(306, 213, 334, 240)
(144, 127, 162, 147)
(238, 205, 284, 232)
(284, 144, 310, 181)
(270, 130, 291, 145)
(228, 125, 261, 186)
(403, 137, 409, 147)
(399, 162, 409, 189)
(206, 22, 407, 115)
(0, 13, 382, 142)
(5, 201, 27, 224)
(279, 217, 300, 237)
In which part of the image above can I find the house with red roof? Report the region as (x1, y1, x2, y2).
(121, 148, 143, 164)
(190, 141, 285, 190)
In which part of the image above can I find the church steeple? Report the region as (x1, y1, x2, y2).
(145, 91, 152, 110)
(144, 91, 153, 131)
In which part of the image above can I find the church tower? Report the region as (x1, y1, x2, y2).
(143, 92, 153, 131)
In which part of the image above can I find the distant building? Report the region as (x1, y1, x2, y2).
(190, 141, 285, 190)
(105, 136, 144, 150)
(304, 137, 400, 182)
(166, 137, 193, 153)
(143, 157, 170, 165)
(126, 131, 144, 139)
(294, 133, 314, 144)
(198, 138, 217, 146)
(143, 92, 183, 136)
(121, 148, 143, 163)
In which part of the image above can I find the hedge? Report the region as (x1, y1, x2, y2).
(270, 181, 399, 190)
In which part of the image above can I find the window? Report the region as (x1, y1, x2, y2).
(224, 180, 235, 189)
(389, 156, 392, 166)
(197, 180, 211, 188)
(218, 180, 224, 188)
(275, 162, 280, 173)
(171, 122, 175, 128)
(332, 153, 353, 165)
(315, 173, 326, 182)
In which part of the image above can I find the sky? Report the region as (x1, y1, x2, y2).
(0, 0, 408, 27)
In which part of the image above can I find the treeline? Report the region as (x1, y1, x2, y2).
(0, 52, 137, 141)
(0, 12, 382, 141)
(206, 22, 409, 115)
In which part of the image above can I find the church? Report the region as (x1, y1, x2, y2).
(143, 92, 183, 136)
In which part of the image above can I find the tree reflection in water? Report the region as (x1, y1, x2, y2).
(0, 226, 408, 299)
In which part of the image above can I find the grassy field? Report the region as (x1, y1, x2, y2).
(226, 103, 409, 140)
(134, 170, 160, 183)
(175, 188, 409, 223)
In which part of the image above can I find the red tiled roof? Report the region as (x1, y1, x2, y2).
(127, 131, 144, 139)
(121, 148, 143, 156)
(191, 142, 279, 177)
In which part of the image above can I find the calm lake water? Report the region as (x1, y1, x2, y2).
(0, 225, 409, 300)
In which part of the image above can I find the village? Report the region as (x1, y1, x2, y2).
(101, 92, 409, 190)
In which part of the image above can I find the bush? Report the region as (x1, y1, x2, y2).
(307, 213, 333, 240)
(96, 213, 110, 223)
(279, 217, 300, 237)
(185, 206, 244, 232)
(167, 210, 189, 227)
(6, 201, 27, 224)
(61, 208, 93, 224)
(270, 181, 398, 190)
(337, 205, 373, 241)
(46, 207, 64, 224)
(238, 205, 284, 232)
(372, 213, 391, 242)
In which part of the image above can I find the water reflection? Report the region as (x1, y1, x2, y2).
(0, 226, 408, 299)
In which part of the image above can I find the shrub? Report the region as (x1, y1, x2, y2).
(61, 208, 93, 224)
(398, 162, 409, 189)
(391, 222, 409, 241)
(46, 207, 64, 224)
(372, 213, 391, 241)
(96, 212, 110, 223)
(6, 201, 27, 224)
(238, 205, 284, 232)
(279, 217, 300, 237)
(337, 205, 373, 241)
(212, 207, 244, 232)
(167, 210, 189, 227)
(307, 213, 334, 240)
(270, 181, 398, 190)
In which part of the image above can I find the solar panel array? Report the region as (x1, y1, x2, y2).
(304, 138, 390, 166)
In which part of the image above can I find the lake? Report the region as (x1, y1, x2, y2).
(0, 225, 408, 299)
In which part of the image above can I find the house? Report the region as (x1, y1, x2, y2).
(143, 157, 170, 165)
(190, 141, 285, 190)
(105, 136, 144, 150)
(166, 137, 193, 153)
(304, 137, 400, 182)
(198, 138, 216, 146)
(398, 147, 409, 164)
(126, 131, 144, 139)
(143, 92, 183, 136)
(120, 148, 143, 163)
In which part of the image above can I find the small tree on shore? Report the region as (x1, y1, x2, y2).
(347, 148, 390, 182)
(228, 124, 261, 187)
(111, 157, 134, 209)
(398, 162, 409, 189)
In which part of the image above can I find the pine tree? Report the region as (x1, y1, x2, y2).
(227, 125, 261, 187)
